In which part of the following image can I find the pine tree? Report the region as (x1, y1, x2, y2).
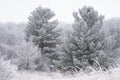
(62, 6, 105, 71)
(15, 40, 40, 70)
(25, 6, 60, 71)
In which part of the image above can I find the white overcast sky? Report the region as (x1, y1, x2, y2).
(0, 0, 120, 23)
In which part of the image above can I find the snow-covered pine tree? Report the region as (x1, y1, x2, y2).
(62, 6, 105, 71)
(15, 40, 40, 70)
(25, 6, 60, 71)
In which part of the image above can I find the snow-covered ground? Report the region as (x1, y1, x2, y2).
(15, 67, 120, 80)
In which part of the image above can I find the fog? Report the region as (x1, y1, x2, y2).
(0, 0, 120, 23)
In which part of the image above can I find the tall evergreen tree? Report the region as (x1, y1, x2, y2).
(62, 6, 105, 71)
(25, 6, 60, 71)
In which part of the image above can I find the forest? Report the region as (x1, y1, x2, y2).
(0, 6, 120, 80)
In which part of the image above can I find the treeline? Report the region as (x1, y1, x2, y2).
(0, 6, 120, 75)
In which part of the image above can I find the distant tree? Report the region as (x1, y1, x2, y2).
(62, 6, 105, 71)
(0, 23, 25, 46)
(0, 23, 25, 62)
(105, 19, 120, 51)
(103, 19, 120, 66)
(25, 6, 60, 71)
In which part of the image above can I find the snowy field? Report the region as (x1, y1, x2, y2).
(15, 68, 120, 80)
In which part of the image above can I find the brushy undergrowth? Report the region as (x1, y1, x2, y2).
(15, 67, 120, 80)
